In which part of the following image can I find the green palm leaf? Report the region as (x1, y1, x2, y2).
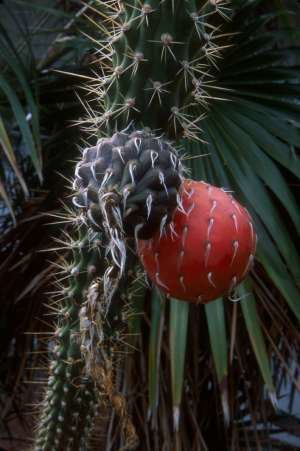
(0, 115, 29, 197)
(180, 2, 300, 437)
(0, 177, 16, 225)
(0, 74, 42, 181)
(169, 298, 189, 431)
(148, 289, 166, 421)
(205, 299, 229, 423)
(239, 281, 276, 400)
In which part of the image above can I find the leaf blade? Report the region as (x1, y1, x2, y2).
(0, 74, 42, 182)
(0, 115, 29, 197)
(239, 281, 276, 399)
(148, 289, 165, 420)
(205, 298, 229, 423)
(169, 297, 189, 431)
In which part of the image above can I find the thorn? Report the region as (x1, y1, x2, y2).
(144, 80, 172, 106)
(228, 275, 237, 295)
(207, 218, 214, 240)
(210, 199, 217, 215)
(159, 171, 168, 195)
(134, 223, 144, 244)
(204, 241, 212, 268)
(155, 272, 169, 291)
(248, 221, 254, 245)
(169, 221, 179, 239)
(159, 214, 168, 238)
(179, 275, 186, 292)
(231, 213, 238, 232)
(230, 240, 239, 266)
(241, 254, 254, 278)
(129, 161, 136, 184)
(146, 194, 153, 219)
(150, 150, 158, 167)
(207, 271, 216, 288)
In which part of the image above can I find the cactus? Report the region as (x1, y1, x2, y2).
(79, 271, 140, 450)
(35, 1, 232, 450)
(34, 218, 141, 450)
(73, 129, 185, 302)
(84, 0, 231, 140)
(34, 227, 100, 451)
(138, 179, 257, 302)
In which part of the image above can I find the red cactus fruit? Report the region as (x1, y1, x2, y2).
(137, 179, 257, 303)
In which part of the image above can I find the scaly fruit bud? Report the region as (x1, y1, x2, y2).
(73, 129, 184, 240)
(138, 179, 257, 303)
(73, 129, 184, 301)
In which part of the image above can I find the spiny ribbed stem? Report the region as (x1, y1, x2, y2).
(79, 267, 141, 450)
(82, 0, 231, 140)
(34, 228, 101, 451)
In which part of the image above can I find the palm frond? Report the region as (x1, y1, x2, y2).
(139, 2, 300, 447)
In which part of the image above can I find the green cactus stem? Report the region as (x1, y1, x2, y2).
(84, 0, 231, 140)
(79, 268, 142, 450)
(34, 227, 102, 451)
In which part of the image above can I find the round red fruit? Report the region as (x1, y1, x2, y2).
(137, 180, 257, 303)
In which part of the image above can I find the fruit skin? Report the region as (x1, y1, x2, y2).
(138, 180, 257, 303)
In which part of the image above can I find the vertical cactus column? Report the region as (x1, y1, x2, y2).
(88, 0, 230, 139)
(35, 1, 231, 449)
(34, 227, 101, 451)
(79, 268, 142, 450)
